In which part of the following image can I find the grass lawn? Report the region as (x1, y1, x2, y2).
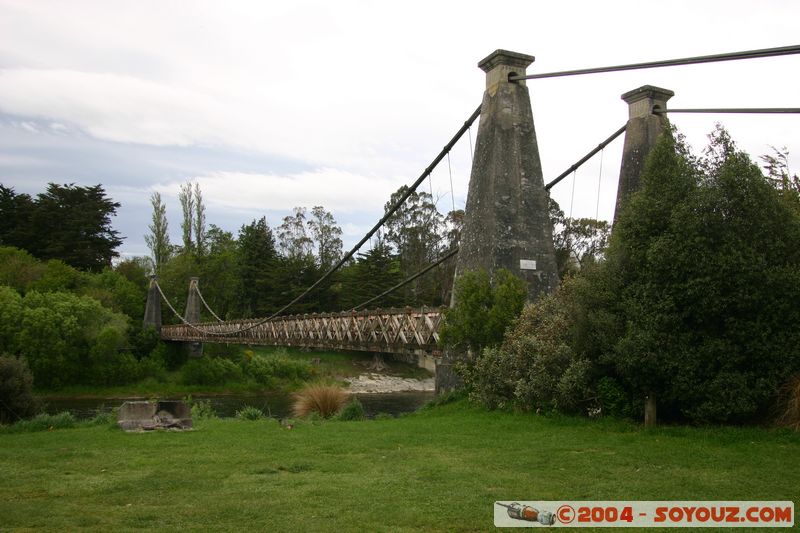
(1, 401, 797, 532)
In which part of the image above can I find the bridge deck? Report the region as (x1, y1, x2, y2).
(159, 307, 445, 355)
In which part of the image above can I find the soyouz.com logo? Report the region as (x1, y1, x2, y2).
(493, 501, 794, 528)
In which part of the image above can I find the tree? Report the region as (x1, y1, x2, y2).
(440, 268, 527, 355)
(193, 182, 207, 256)
(307, 206, 343, 270)
(0, 355, 42, 423)
(144, 192, 171, 275)
(550, 197, 610, 276)
(383, 186, 445, 305)
(611, 128, 800, 423)
(237, 217, 278, 316)
(0, 186, 34, 251)
(178, 181, 195, 254)
(277, 207, 313, 259)
(338, 238, 402, 310)
(27, 183, 123, 272)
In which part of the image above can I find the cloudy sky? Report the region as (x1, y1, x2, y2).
(1, 0, 798, 259)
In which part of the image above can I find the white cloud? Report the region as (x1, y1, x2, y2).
(156, 168, 402, 215)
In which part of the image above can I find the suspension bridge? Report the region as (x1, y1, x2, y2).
(145, 45, 800, 387)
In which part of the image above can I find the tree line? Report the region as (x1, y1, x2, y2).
(452, 128, 800, 425)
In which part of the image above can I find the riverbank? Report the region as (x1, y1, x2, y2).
(36, 347, 434, 401)
(2, 400, 798, 531)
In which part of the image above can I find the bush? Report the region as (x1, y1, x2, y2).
(336, 398, 365, 421)
(184, 396, 217, 421)
(16, 290, 130, 388)
(458, 294, 593, 413)
(292, 384, 348, 418)
(0, 355, 42, 423)
(181, 357, 243, 386)
(245, 354, 313, 385)
(235, 405, 265, 420)
(440, 268, 527, 354)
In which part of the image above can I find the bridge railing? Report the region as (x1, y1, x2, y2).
(159, 306, 446, 355)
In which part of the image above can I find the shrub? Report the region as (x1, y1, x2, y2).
(458, 294, 593, 413)
(181, 357, 243, 386)
(337, 398, 365, 421)
(236, 405, 265, 420)
(440, 268, 527, 354)
(292, 384, 348, 418)
(246, 354, 312, 385)
(184, 396, 217, 421)
(17, 290, 129, 388)
(0, 355, 42, 424)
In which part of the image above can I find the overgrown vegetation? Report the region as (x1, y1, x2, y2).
(458, 127, 800, 425)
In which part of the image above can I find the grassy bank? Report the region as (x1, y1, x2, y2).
(1, 401, 798, 532)
(37, 347, 432, 400)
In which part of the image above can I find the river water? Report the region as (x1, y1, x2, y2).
(44, 390, 435, 420)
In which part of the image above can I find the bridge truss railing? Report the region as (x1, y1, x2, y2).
(160, 306, 445, 355)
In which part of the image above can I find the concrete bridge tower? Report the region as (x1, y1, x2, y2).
(183, 277, 204, 358)
(143, 275, 161, 331)
(614, 85, 674, 221)
(453, 50, 559, 303)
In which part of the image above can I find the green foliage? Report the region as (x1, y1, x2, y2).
(244, 353, 313, 385)
(235, 405, 265, 420)
(606, 127, 800, 423)
(440, 268, 527, 353)
(476, 127, 800, 425)
(184, 395, 218, 421)
(0, 411, 76, 433)
(0, 355, 42, 423)
(458, 294, 592, 413)
(26, 259, 88, 293)
(27, 183, 122, 271)
(0, 285, 22, 353)
(336, 398, 365, 421)
(83, 268, 145, 321)
(16, 290, 130, 388)
(181, 357, 244, 386)
(0, 247, 43, 292)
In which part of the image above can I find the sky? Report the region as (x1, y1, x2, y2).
(0, 0, 798, 260)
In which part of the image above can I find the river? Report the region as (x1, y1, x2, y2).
(43, 390, 436, 420)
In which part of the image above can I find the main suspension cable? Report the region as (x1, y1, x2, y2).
(654, 107, 800, 114)
(510, 44, 800, 81)
(546, 124, 627, 190)
(186, 104, 482, 336)
(195, 284, 224, 323)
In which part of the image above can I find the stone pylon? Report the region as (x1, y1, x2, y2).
(613, 85, 674, 222)
(183, 277, 203, 358)
(453, 50, 559, 304)
(183, 277, 201, 324)
(143, 275, 162, 331)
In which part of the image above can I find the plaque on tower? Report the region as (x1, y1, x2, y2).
(519, 259, 537, 271)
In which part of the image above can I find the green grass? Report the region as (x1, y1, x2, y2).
(1, 401, 797, 532)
